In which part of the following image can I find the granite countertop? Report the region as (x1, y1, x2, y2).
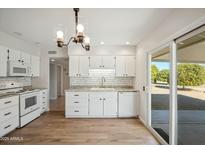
(65, 86, 139, 92)
(0, 93, 19, 99)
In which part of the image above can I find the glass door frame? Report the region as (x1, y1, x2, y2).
(147, 41, 177, 145)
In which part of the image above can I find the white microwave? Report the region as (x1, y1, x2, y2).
(7, 61, 31, 76)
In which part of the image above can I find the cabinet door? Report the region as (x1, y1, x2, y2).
(125, 56, 135, 77)
(8, 49, 21, 61)
(31, 55, 40, 77)
(102, 56, 115, 69)
(0, 46, 8, 77)
(89, 93, 103, 116)
(21, 52, 31, 64)
(118, 92, 137, 117)
(69, 56, 79, 77)
(79, 56, 89, 77)
(89, 56, 102, 69)
(115, 56, 125, 76)
(103, 92, 118, 116)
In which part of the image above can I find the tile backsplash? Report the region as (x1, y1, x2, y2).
(0, 77, 31, 90)
(70, 69, 134, 87)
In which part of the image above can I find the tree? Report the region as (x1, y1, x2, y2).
(177, 64, 205, 89)
(157, 69, 169, 83)
(151, 64, 159, 83)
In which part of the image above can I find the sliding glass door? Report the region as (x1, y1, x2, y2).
(148, 25, 205, 145)
(176, 27, 205, 145)
(150, 45, 171, 144)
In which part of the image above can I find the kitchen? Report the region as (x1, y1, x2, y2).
(0, 7, 205, 147)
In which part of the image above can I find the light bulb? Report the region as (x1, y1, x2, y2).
(56, 30, 64, 39)
(84, 36, 90, 45)
(77, 24, 84, 33)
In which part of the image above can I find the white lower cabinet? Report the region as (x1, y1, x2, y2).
(39, 89, 49, 114)
(89, 92, 103, 116)
(65, 91, 118, 118)
(91, 92, 117, 117)
(0, 95, 19, 137)
(65, 92, 89, 117)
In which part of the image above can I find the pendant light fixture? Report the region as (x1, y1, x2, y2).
(56, 8, 90, 51)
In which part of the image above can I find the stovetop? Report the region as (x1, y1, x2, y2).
(0, 88, 40, 98)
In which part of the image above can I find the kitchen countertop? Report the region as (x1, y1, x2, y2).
(0, 93, 19, 99)
(65, 86, 139, 92)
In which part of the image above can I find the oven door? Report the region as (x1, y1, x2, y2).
(20, 92, 40, 116)
(8, 61, 30, 77)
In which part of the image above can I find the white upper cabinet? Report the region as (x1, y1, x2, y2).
(115, 56, 125, 76)
(0, 46, 8, 77)
(79, 56, 90, 77)
(69, 56, 79, 77)
(31, 55, 40, 77)
(102, 56, 116, 69)
(125, 56, 136, 76)
(89, 56, 102, 69)
(21, 52, 31, 64)
(69, 56, 89, 77)
(89, 56, 115, 69)
(8, 49, 31, 64)
(116, 56, 135, 77)
(8, 49, 21, 62)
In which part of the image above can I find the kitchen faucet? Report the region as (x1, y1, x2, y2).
(101, 77, 106, 87)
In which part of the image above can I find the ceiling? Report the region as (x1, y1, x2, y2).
(0, 8, 175, 50)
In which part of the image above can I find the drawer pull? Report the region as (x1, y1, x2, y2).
(74, 110, 79, 112)
(43, 97, 45, 98)
(4, 112, 12, 116)
(4, 125, 11, 129)
(74, 102, 79, 103)
(43, 102, 46, 104)
(4, 101, 12, 104)
(74, 94, 79, 96)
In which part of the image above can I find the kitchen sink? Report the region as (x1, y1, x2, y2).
(90, 87, 115, 91)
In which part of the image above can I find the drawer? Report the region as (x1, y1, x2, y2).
(41, 106, 47, 113)
(0, 105, 19, 122)
(0, 116, 19, 137)
(68, 98, 88, 106)
(68, 92, 88, 99)
(41, 100, 47, 106)
(0, 95, 19, 110)
(41, 90, 47, 95)
(67, 107, 88, 116)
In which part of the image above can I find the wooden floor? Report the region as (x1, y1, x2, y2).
(0, 96, 159, 145)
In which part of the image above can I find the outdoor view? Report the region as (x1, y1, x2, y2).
(151, 48, 170, 144)
(151, 31, 205, 144)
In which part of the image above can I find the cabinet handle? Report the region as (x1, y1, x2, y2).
(4, 112, 12, 116)
(74, 102, 79, 103)
(43, 102, 46, 104)
(74, 110, 79, 112)
(103, 98, 106, 100)
(100, 98, 102, 100)
(4, 101, 11, 104)
(103, 65, 104, 67)
(4, 125, 11, 129)
(74, 94, 79, 96)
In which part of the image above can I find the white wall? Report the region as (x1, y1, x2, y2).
(0, 31, 40, 56)
(136, 9, 205, 124)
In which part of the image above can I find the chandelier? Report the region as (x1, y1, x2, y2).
(56, 8, 90, 51)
